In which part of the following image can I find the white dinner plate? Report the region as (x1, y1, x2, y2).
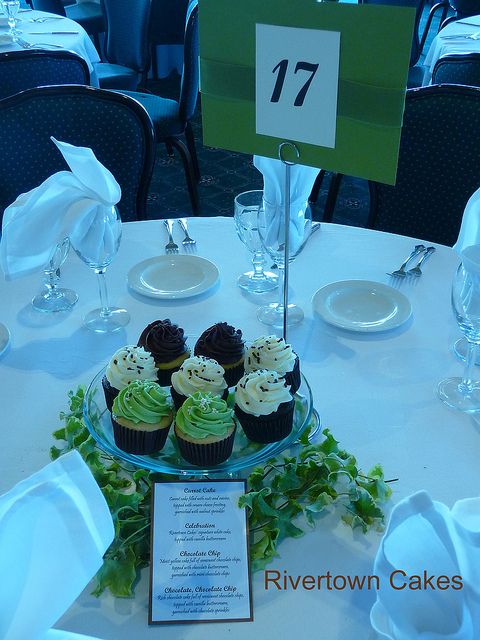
(127, 255, 219, 300)
(0, 322, 10, 357)
(312, 280, 412, 332)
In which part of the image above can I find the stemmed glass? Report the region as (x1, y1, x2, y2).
(257, 198, 312, 327)
(233, 190, 278, 293)
(32, 237, 78, 313)
(1, 0, 21, 38)
(71, 205, 130, 333)
(437, 255, 480, 413)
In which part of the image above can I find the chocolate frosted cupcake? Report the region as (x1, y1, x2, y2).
(245, 335, 301, 395)
(194, 322, 244, 387)
(102, 345, 158, 412)
(170, 355, 228, 410)
(112, 380, 173, 454)
(234, 370, 294, 443)
(137, 319, 190, 386)
(175, 392, 236, 466)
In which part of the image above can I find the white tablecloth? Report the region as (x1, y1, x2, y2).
(423, 14, 480, 84)
(1, 218, 478, 639)
(0, 9, 101, 85)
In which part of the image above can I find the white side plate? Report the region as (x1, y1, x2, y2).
(127, 255, 219, 300)
(0, 322, 10, 357)
(312, 280, 412, 332)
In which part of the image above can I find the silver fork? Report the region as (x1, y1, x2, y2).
(388, 244, 425, 278)
(29, 16, 66, 22)
(406, 246, 436, 277)
(15, 37, 65, 49)
(177, 218, 196, 250)
(164, 219, 179, 253)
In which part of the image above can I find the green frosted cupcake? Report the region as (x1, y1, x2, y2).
(175, 392, 236, 466)
(112, 380, 173, 454)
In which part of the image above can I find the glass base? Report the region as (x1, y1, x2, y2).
(84, 307, 130, 333)
(437, 377, 480, 413)
(32, 288, 78, 313)
(237, 270, 278, 293)
(453, 337, 480, 365)
(257, 302, 304, 328)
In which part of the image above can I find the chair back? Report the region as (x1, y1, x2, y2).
(368, 84, 480, 246)
(178, 1, 199, 124)
(0, 85, 155, 222)
(432, 53, 480, 87)
(360, 0, 424, 66)
(149, 0, 189, 46)
(30, 0, 66, 16)
(0, 49, 89, 100)
(101, 0, 151, 73)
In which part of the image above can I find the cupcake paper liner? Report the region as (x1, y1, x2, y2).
(175, 426, 236, 466)
(102, 376, 119, 413)
(112, 418, 171, 455)
(223, 360, 245, 388)
(234, 400, 295, 443)
(285, 356, 301, 395)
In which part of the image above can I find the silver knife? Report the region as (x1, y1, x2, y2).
(27, 31, 79, 34)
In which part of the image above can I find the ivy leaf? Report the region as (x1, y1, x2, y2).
(92, 546, 138, 598)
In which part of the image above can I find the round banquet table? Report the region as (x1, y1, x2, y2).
(0, 8, 101, 85)
(0, 218, 478, 639)
(422, 13, 480, 84)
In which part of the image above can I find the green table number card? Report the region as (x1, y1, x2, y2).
(199, 0, 415, 184)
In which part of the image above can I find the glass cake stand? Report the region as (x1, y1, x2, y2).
(83, 366, 317, 477)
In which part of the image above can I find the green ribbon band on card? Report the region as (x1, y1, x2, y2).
(201, 58, 405, 127)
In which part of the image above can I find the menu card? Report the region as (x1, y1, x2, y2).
(149, 480, 253, 625)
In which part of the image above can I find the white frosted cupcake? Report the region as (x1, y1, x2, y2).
(244, 336, 300, 394)
(170, 356, 228, 410)
(102, 345, 158, 412)
(234, 369, 294, 443)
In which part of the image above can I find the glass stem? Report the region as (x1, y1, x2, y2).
(251, 251, 266, 279)
(459, 341, 478, 394)
(276, 265, 285, 313)
(45, 268, 60, 299)
(95, 268, 111, 318)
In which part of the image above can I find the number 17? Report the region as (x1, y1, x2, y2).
(270, 59, 319, 107)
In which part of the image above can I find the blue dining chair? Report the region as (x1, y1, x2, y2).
(432, 52, 480, 86)
(0, 49, 90, 99)
(119, 0, 200, 213)
(94, 0, 152, 91)
(30, 0, 105, 51)
(313, 85, 480, 246)
(0, 85, 155, 222)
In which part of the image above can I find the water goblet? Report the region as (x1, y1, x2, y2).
(437, 253, 480, 413)
(71, 204, 130, 333)
(256, 198, 312, 327)
(32, 237, 78, 313)
(1, 0, 21, 38)
(233, 190, 278, 294)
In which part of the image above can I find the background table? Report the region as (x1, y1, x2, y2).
(1, 218, 478, 639)
(0, 8, 101, 84)
(423, 14, 480, 83)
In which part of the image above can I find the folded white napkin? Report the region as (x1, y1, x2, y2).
(0, 137, 121, 279)
(0, 450, 114, 640)
(370, 490, 480, 640)
(254, 155, 318, 256)
(453, 187, 480, 253)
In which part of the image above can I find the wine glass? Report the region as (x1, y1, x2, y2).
(257, 198, 312, 327)
(71, 205, 130, 333)
(32, 238, 78, 313)
(233, 190, 278, 293)
(437, 255, 480, 413)
(1, 0, 21, 38)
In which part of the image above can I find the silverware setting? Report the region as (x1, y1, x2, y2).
(164, 218, 196, 253)
(455, 19, 480, 27)
(388, 244, 436, 278)
(14, 36, 65, 49)
(440, 30, 480, 40)
(28, 16, 66, 23)
(177, 218, 196, 250)
(26, 30, 78, 34)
